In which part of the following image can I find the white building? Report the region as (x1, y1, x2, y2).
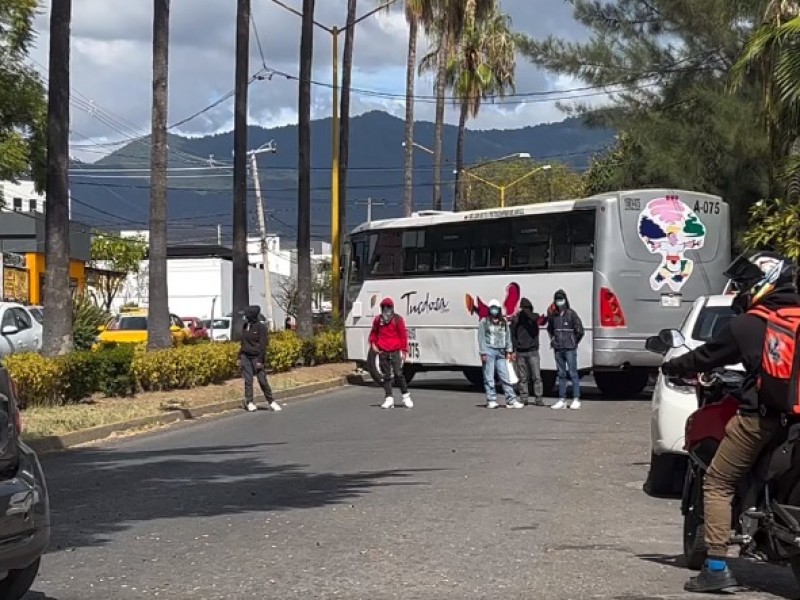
(247, 234, 292, 277)
(0, 179, 72, 216)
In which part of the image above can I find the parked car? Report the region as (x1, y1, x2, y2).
(203, 318, 232, 341)
(0, 303, 42, 357)
(181, 316, 209, 340)
(0, 368, 50, 600)
(645, 293, 737, 496)
(95, 309, 190, 348)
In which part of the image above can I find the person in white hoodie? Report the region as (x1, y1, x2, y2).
(478, 299, 523, 409)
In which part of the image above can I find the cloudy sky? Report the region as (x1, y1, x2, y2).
(28, 0, 591, 162)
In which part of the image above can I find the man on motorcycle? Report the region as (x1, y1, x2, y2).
(661, 251, 800, 593)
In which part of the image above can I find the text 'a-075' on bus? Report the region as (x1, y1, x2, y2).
(343, 190, 730, 398)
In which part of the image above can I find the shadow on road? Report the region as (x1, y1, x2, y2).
(41, 442, 439, 554)
(638, 553, 800, 599)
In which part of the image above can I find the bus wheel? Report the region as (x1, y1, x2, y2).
(594, 369, 649, 399)
(463, 368, 484, 389)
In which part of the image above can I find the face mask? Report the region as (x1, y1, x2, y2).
(489, 308, 501, 317)
(381, 308, 394, 320)
(522, 307, 533, 315)
(555, 299, 566, 308)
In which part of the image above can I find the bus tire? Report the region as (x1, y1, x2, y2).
(366, 349, 417, 387)
(463, 368, 484, 389)
(594, 369, 649, 399)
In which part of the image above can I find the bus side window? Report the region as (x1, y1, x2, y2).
(402, 229, 431, 274)
(371, 231, 402, 276)
(470, 221, 509, 271)
(432, 224, 469, 273)
(552, 211, 595, 267)
(510, 216, 550, 269)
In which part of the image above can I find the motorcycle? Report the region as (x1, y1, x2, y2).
(647, 328, 800, 582)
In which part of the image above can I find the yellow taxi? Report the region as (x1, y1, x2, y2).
(94, 308, 191, 349)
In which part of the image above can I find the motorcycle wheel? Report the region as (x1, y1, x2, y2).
(683, 471, 707, 570)
(783, 483, 800, 586)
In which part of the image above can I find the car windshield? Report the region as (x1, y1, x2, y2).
(204, 319, 229, 329)
(691, 306, 735, 342)
(30, 308, 43, 323)
(109, 316, 148, 331)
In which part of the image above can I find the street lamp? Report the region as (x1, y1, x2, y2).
(270, 0, 398, 321)
(458, 160, 552, 208)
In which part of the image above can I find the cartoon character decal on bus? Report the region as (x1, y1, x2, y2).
(465, 282, 521, 318)
(637, 195, 707, 292)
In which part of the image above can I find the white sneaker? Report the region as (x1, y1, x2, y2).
(486, 400, 499, 409)
(569, 399, 581, 410)
(507, 400, 524, 409)
(381, 396, 395, 409)
(551, 399, 567, 410)
(245, 402, 257, 412)
(401, 393, 414, 409)
(269, 401, 283, 412)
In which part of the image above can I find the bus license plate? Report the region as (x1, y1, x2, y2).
(661, 295, 681, 308)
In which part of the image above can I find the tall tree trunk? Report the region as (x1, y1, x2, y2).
(43, 0, 73, 356)
(231, 0, 251, 340)
(432, 36, 448, 211)
(147, 0, 171, 350)
(403, 17, 417, 217)
(296, 0, 316, 339)
(454, 101, 468, 212)
(339, 0, 356, 237)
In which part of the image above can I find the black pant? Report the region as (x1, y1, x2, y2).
(379, 351, 408, 397)
(240, 354, 274, 404)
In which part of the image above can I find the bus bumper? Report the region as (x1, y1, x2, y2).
(593, 337, 662, 369)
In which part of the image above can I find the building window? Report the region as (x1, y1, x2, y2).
(28, 199, 37, 212)
(12, 198, 22, 212)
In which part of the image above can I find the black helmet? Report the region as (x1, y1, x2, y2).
(724, 251, 796, 313)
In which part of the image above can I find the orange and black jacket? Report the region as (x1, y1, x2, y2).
(663, 291, 800, 410)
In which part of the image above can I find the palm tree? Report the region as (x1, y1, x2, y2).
(449, 10, 515, 210)
(732, 1, 800, 195)
(42, 0, 73, 356)
(296, 0, 316, 339)
(147, 0, 172, 349)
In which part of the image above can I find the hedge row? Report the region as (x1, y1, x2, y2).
(4, 330, 344, 408)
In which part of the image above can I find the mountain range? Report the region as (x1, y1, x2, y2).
(68, 111, 614, 245)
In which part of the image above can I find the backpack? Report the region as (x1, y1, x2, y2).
(748, 305, 800, 414)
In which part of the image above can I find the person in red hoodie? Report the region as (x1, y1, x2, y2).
(369, 297, 414, 409)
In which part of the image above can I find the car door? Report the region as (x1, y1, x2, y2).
(0, 309, 24, 355)
(12, 307, 37, 351)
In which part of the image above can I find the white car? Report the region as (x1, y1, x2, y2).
(0, 303, 42, 356)
(203, 318, 232, 341)
(645, 294, 737, 496)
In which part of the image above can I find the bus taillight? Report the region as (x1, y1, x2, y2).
(600, 287, 626, 327)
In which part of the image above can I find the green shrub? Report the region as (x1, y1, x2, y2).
(59, 351, 103, 403)
(72, 294, 110, 351)
(268, 331, 303, 372)
(96, 344, 137, 397)
(313, 329, 344, 364)
(133, 342, 240, 392)
(4, 353, 63, 407)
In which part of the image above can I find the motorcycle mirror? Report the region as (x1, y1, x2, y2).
(658, 328, 685, 349)
(645, 335, 670, 355)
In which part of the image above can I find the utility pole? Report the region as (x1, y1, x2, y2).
(356, 197, 385, 223)
(217, 224, 222, 245)
(249, 141, 277, 331)
(231, 0, 250, 340)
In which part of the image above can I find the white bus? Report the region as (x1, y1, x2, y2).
(343, 189, 730, 398)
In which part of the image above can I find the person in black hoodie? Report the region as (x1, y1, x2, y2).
(661, 252, 800, 593)
(547, 289, 584, 410)
(510, 298, 545, 406)
(240, 305, 281, 413)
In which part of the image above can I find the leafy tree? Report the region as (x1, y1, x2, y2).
(0, 0, 46, 187)
(517, 0, 773, 232)
(90, 233, 148, 311)
(277, 260, 333, 318)
(72, 292, 110, 351)
(460, 160, 584, 210)
(743, 198, 800, 260)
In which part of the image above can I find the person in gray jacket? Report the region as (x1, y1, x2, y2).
(478, 299, 523, 409)
(546, 289, 584, 410)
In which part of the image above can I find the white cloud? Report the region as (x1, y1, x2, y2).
(29, 0, 589, 161)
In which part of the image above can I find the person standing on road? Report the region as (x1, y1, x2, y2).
(369, 298, 414, 409)
(240, 305, 281, 413)
(547, 290, 584, 410)
(479, 299, 523, 409)
(510, 297, 545, 406)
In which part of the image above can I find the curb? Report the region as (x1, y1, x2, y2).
(26, 376, 350, 455)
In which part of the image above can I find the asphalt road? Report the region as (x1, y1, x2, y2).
(24, 374, 800, 600)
